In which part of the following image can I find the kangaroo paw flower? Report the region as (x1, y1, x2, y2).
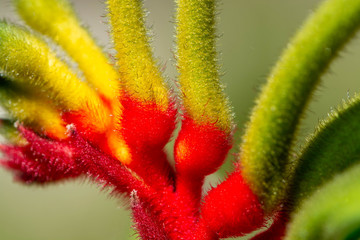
(2, 0, 360, 239)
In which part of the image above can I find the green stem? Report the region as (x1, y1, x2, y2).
(107, 0, 169, 107)
(176, 0, 232, 131)
(239, 0, 360, 212)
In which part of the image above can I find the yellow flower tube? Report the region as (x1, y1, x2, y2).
(0, 80, 67, 139)
(15, 0, 120, 102)
(107, 0, 169, 108)
(0, 22, 111, 135)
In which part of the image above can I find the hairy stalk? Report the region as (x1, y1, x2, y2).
(107, 0, 169, 107)
(175, 0, 232, 130)
(15, 0, 119, 102)
(239, 0, 360, 212)
(0, 78, 66, 139)
(175, 0, 233, 221)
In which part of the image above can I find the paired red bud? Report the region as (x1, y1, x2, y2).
(121, 94, 177, 150)
(119, 94, 177, 188)
(174, 117, 232, 177)
(201, 171, 264, 238)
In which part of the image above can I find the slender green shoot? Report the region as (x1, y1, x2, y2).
(239, 0, 360, 212)
(107, 0, 169, 108)
(176, 0, 232, 131)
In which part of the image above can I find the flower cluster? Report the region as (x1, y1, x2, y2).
(2, 0, 360, 239)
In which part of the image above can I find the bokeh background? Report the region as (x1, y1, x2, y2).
(1, 0, 360, 239)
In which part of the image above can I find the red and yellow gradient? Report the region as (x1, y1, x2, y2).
(107, 0, 176, 187)
(13, 0, 130, 164)
(107, 0, 170, 109)
(0, 87, 67, 140)
(15, 0, 120, 104)
(0, 21, 130, 163)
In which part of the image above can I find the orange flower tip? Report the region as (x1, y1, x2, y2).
(14, 121, 67, 142)
(44, 124, 68, 140)
(174, 117, 232, 177)
(113, 145, 132, 165)
(62, 106, 112, 141)
(64, 122, 132, 166)
(106, 130, 132, 165)
(99, 93, 117, 112)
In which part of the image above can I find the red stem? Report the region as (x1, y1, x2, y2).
(128, 149, 175, 190)
(176, 174, 204, 215)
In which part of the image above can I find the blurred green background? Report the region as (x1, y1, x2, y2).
(1, 0, 360, 239)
